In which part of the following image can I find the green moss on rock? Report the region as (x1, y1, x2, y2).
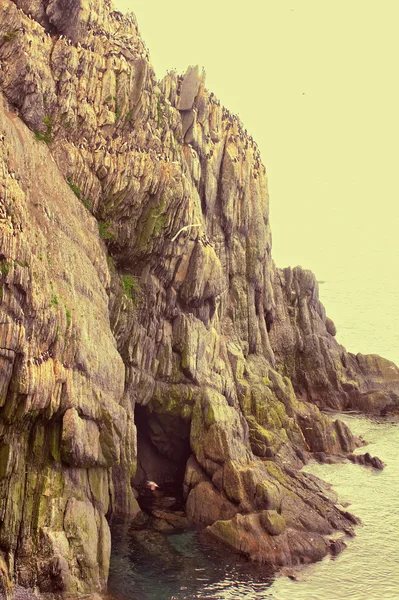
(259, 510, 286, 536)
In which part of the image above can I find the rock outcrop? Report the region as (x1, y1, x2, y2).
(1, 0, 398, 596)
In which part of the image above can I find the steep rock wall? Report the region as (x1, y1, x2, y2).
(0, 95, 136, 593)
(1, 0, 399, 595)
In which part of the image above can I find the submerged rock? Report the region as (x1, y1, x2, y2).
(0, 0, 398, 595)
(150, 509, 190, 529)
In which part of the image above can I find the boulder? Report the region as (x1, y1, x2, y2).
(186, 481, 237, 525)
(207, 512, 329, 567)
(260, 510, 287, 536)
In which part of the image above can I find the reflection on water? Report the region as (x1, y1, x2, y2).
(109, 414, 399, 600)
(108, 523, 275, 600)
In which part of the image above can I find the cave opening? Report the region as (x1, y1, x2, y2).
(132, 403, 192, 513)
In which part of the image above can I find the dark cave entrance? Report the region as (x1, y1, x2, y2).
(132, 403, 192, 512)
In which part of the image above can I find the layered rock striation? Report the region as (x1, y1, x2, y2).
(1, 0, 399, 596)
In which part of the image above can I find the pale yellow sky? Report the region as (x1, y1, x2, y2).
(114, 0, 399, 361)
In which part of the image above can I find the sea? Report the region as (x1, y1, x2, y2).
(107, 269, 399, 600)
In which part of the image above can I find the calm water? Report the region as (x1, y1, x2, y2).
(109, 273, 399, 600)
(108, 524, 276, 600)
(317, 270, 399, 369)
(272, 413, 399, 600)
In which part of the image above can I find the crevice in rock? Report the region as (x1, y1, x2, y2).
(265, 309, 274, 333)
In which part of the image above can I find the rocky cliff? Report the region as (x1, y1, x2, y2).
(1, 0, 399, 597)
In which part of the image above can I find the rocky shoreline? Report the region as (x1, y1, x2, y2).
(1, 0, 399, 597)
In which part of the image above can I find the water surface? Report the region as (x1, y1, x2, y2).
(108, 524, 275, 599)
(271, 413, 399, 600)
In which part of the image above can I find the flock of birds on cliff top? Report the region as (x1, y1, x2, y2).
(1, 3, 267, 182)
(11, 6, 150, 59)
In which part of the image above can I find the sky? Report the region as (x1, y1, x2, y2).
(114, 0, 399, 363)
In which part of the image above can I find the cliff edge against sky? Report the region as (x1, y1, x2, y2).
(1, 0, 399, 597)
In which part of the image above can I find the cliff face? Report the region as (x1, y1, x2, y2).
(1, 0, 399, 596)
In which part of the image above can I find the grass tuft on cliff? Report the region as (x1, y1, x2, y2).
(98, 221, 115, 240)
(66, 178, 89, 208)
(34, 115, 53, 145)
(3, 30, 18, 42)
(121, 274, 142, 306)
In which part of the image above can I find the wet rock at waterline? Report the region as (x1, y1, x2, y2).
(347, 452, 385, 470)
(1, 0, 399, 596)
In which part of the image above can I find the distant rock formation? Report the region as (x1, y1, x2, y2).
(1, 0, 398, 596)
(347, 452, 384, 470)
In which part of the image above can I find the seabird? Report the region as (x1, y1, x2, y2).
(146, 480, 159, 491)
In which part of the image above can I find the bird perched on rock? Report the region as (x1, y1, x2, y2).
(137, 480, 160, 497)
(137, 480, 176, 510)
(146, 480, 159, 491)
